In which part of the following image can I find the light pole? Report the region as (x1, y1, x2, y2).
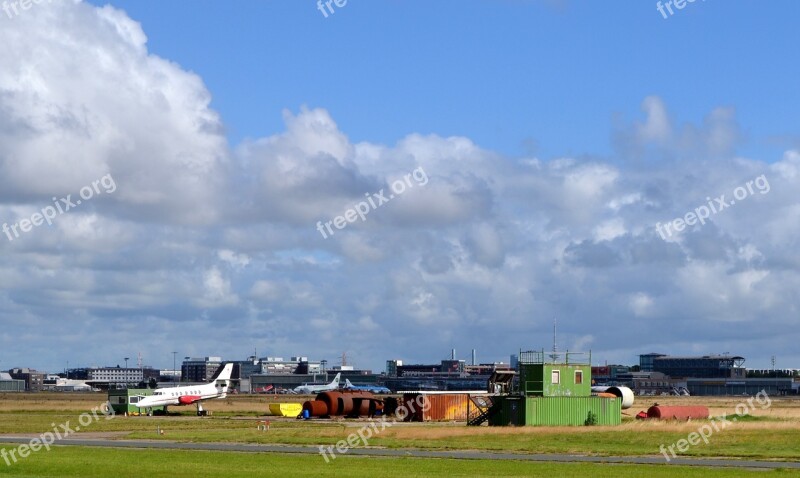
(124, 357, 129, 387)
(772, 355, 777, 394)
(184, 356, 190, 382)
(172, 352, 177, 382)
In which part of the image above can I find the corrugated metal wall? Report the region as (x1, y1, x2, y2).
(401, 393, 470, 421)
(525, 396, 621, 426)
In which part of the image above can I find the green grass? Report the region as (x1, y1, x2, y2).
(1, 445, 798, 478)
(4, 410, 800, 461)
(4, 407, 800, 462)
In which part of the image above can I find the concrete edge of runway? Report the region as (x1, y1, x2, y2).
(1, 436, 800, 470)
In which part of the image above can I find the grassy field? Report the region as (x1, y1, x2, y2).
(1, 446, 800, 478)
(1, 392, 799, 469)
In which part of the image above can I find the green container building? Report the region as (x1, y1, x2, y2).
(519, 361, 591, 397)
(524, 396, 620, 426)
(108, 388, 165, 415)
(487, 350, 621, 426)
(490, 396, 621, 426)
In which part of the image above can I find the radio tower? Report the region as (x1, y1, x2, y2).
(549, 318, 558, 362)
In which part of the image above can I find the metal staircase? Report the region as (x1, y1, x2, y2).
(467, 395, 501, 426)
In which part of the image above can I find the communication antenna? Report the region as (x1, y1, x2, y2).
(549, 318, 558, 362)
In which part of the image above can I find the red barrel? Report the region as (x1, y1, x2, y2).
(647, 405, 709, 420)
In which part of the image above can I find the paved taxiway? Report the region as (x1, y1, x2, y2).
(1, 435, 800, 470)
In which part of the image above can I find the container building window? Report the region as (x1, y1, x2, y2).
(575, 370, 583, 384)
(551, 370, 560, 384)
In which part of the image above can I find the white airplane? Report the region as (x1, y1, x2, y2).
(293, 373, 341, 394)
(344, 379, 391, 394)
(135, 363, 233, 414)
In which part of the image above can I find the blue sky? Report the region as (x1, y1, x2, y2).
(1, 0, 799, 372)
(86, 0, 800, 160)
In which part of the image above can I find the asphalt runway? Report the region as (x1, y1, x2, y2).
(2, 436, 800, 470)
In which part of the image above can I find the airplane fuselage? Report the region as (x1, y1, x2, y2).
(135, 383, 225, 409)
(135, 363, 233, 410)
(293, 373, 341, 394)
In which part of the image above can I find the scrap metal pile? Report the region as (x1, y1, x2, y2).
(301, 390, 385, 418)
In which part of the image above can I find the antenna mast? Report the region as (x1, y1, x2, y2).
(550, 318, 558, 362)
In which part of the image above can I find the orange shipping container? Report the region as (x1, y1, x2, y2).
(401, 393, 470, 421)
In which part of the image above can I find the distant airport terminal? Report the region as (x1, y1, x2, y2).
(2, 350, 798, 397)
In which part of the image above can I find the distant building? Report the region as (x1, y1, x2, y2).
(638, 353, 665, 373)
(66, 368, 90, 380)
(687, 377, 797, 396)
(234, 358, 262, 380)
(465, 363, 513, 376)
(510, 355, 519, 370)
(396, 363, 443, 377)
(615, 371, 687, 395)
(383, 359, 502, 392)
(8, 368, 45, 391)
(591, 365, 630, 384)
(181, 357, 223, 382)
(158, 369, 182, 382)
(639, 353, 746, 379)
(329, 366, 377, 385)
(245, 355, 331, 392)
(257, 356, 323, 375)
(88, 366, 160, 386)
(747, 369, 800, 378)
(386, 360, 402, 376)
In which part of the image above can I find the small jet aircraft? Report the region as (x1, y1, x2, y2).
(343, 379, 391, 394)
(293, 373, 341, 394)
(135, 363, 233, 415)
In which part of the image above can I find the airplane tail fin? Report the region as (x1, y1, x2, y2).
(345, 379, 353, 388)
(211, 363, 234, 397)
(332, 373, 341, 386)
(211, 363, 234, 382)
